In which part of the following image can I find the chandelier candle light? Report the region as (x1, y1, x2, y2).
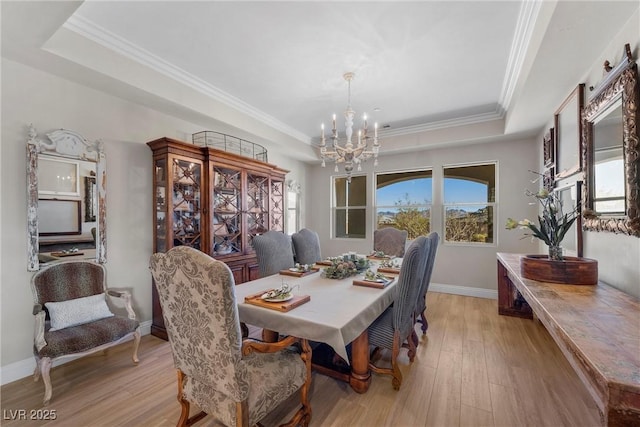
(319, 72, 380, 181)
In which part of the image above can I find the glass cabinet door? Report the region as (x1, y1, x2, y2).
(154, 159, 167, 252)
(270, 179, 284, 232)
(212, 165, 242, 256)
(171, 158, 202, 250)
(246, 172, 269, 249)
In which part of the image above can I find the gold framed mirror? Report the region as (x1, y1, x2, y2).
(581, 44, 640, 237)
(26, 125, 107, 271)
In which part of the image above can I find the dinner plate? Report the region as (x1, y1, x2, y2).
(263, 294, 294, 302)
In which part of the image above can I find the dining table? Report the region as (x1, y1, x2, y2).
(234, 258, 399, 393)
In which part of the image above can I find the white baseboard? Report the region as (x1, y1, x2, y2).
(429, 282, 498, 300)
(0, 320, 152, 386)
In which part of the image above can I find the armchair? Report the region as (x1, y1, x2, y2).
(31, 260, 140, 405)
(149, 246, 312, 427)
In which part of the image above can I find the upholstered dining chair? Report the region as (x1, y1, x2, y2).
(252, 230, 295, 277)
(149, 246, 312, 427)
(373, 227, 408, 257)
(291, 228, 322, 265)
(416, 232, 440, 335)
(367, 236, 429, 390)
(31, 260, 140, 405)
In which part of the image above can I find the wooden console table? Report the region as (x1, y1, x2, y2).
(497, 253, 640, 426)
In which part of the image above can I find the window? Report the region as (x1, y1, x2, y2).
(333, 175, 366, 238)
(443, 163, 496, 244)
(286, 188, 299, 235)
(375, 170, 432, 239)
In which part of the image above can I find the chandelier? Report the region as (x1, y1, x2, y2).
(319, 72, 380, 181)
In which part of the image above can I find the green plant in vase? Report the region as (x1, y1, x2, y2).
(506, 186, 578, 261)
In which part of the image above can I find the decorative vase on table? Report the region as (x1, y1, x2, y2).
(506, 184, 598, 285)
(548, 244, 563, 261)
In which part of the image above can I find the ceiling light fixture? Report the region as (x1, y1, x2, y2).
(319, 72, 380, 181)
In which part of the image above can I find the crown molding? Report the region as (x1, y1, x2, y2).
(378, 110, 504, 138)
(63, 15, 311, 144)
(498, 0, 543, 112)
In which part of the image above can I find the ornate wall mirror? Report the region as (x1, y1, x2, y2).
(582, 44, 640, 237)
(27, 125, 106, 271)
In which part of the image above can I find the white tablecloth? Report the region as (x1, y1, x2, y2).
(234, 266, 397, 362)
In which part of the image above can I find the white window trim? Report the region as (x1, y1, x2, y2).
(373, 168, 433, 238)
(331, 174, 367, 239)
(285, 179, 300, 235)
(442, 161, 498, 247)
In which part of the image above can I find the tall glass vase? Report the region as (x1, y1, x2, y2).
(548, 244, 563, 261)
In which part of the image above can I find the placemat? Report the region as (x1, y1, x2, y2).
(244, 292, 311, 312)
(352, 278, 394, 289)
(377, 267, 400, 275)
(366, 255, 392, 260)
(279, 267, 320, 277)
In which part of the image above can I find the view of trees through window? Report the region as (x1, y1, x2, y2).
(337, 164, 496, 243)
(376, 170, 432, 239)
(443, 163, 496, 244)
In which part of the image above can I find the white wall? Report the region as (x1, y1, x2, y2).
(307, 136, 541, 294)
(536, 10, 640, 298)
(0, 58, 307, 377)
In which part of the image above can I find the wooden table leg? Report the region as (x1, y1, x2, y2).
(262, 329, 279, 342)
(349, 330, 371, 393)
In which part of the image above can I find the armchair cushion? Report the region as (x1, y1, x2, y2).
(45, 293, 114, 331)
(37, 316, 139, 359)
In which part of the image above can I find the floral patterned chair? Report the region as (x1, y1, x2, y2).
(373, 227, 408, 258)
(149, 246, 312, 427)
(291, 228, 322, 265)
(31, 260, 140, 405)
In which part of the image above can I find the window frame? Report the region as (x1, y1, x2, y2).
(331, 174, 367, 239)
(374, 168, 433, 239)
(285, 180, 301, 235)
(442, 161, 498, 246)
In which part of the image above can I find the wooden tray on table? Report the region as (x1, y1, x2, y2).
(352, 277, 395, 289)
(366, 255, 393, 261)
(314, 260, 333, 266)
(376, 267, 400, 275)
(244, 290, 310, 312)
(279, 267, 320, 277)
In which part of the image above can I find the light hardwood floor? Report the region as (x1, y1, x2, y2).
(1, 292, 601, 426)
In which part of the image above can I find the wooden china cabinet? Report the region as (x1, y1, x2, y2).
(148, 137, 287, 339)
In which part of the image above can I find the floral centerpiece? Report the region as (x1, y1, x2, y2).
(506, 187, 577, 261)
(323, 255, 370, 279)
